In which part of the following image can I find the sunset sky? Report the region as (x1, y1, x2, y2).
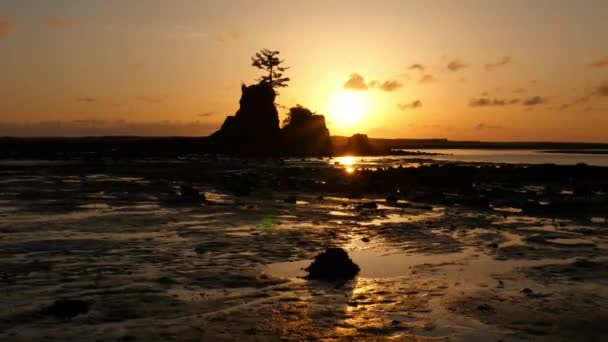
(1, 0, 607, 141)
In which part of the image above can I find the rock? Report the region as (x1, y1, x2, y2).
(477, 303, 492, 312)
(386, 194, 399, 204)
(180, 185, 204, 202)
(317, 195, 325, 201)
(305, 248, 360, 281)
(210, 82, 280, 155)
(281, 105, 332, 156)
(521, 288, 534, 295)
(361, 237, 370, 243)
(43, 299, 91, 319)
(357, 202, 378, 210)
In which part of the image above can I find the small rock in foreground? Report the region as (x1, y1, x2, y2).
(305, 247, 360, 281)
(43, 299, 91, 319)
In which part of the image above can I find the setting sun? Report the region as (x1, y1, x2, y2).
(327, 90, 370, 128)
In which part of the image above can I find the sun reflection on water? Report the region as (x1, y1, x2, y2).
(336, 156, 357, 173)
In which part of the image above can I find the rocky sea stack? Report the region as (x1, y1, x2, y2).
(305, 247, 360, 281)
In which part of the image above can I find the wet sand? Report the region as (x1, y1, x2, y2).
(1, 160, 607, 341)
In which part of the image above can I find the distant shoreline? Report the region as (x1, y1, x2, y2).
(539, 150, 608, 155)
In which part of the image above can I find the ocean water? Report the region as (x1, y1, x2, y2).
(316, 149, 608, 169)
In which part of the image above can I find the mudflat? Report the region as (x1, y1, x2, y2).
(1, 159, 607, 341)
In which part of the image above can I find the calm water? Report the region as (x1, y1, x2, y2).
(307, 149, 608, 169)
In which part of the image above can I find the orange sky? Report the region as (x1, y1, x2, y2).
(1, 0, 607, 141)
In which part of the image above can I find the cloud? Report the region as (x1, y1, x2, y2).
(418, 74, 438, 84)
(137, 96, 165, 104)
(446, 59, 468, 72)
(376, 80, 403, 92)
(596, 80, 608, 96)
(589, 56, 608, 68)
(343, 73, 369, 90)
(485, 56, 512, 71)
(198, 111, 215, 117)
(0, 18, 14, 39)
(344, 74, 402, 92)
(47, 16, 75, 29)
(408, 64, 425, 71)
(77, 97, 97, 103)
(0, 120, 219, 137)
(522, 96, 548, 106)
(214, 30, 241, 44)
(469, 98, 519, 107)
(398, 100, 422, 110)
(475, 123, 504, 130)
(512, 88, 527, 94)
(559, 95, 592, 110)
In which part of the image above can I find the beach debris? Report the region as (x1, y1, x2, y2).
(43, 299, 91, 319)
(305, 247, 360, 281)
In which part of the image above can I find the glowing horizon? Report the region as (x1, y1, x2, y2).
(1, 0, 607, 141)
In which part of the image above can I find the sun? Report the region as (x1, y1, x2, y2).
(327, 90, 370, 128)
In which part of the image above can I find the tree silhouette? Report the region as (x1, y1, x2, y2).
(283, 104, 314, 127)
(251, 49, 290, 90)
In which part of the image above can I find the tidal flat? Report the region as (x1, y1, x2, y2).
(1, 159, 607, 341)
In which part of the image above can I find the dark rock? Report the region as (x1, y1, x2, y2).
(180, 185, 204, 202)
(357, 202, 378, 210)
(43, 299, 91, 319)
(361, 237, 370, 243)
(317, 195, 325, 201)
(281, 105, 332, 156)
(477, 303, 492, 312)
(305, 247, 360, 281)
(385, 194, 399, 204)
(210, 82, 280, 155)
(521, 288, 534, 295)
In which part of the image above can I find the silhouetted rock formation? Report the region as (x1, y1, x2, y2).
(281, 105, 332, 156)
(210, 82, 280, 155)
(343, 133, 377, 155)
(305, 247, 360, 281)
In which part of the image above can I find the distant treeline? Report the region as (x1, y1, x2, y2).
(2, 136, 608, 160)
(331, 136, 608, 151)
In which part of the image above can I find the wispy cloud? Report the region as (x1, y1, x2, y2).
(485, 56, 512, 71)
(475, 123, 504, 130)
(398, 100, 422, 110)
(446, 59, 468, 72)
(214, 30, 241, 44)
(0, 120, 218, 137)
(419, 74, 438, 84)
(596, 80, 608, 96)
(77, 97, 97, 103)
(469, 98, 519, 107)
(522, 96, 548, 106)
(47, 16, 76, 29)
(137, 96, 165, 104)
(589, 56, 608, 68)
(512, 88, 527, 94)
(374, 80, 403, 92)
(343, 73, 368, 90)
(0, 18, 14, 39)
(344, 74, 403, 92)
(408, 64, 425, 71)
